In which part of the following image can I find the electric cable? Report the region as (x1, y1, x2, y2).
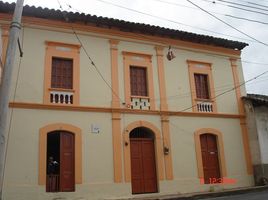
(57, 0, 125, 105)
(94, 0, 256, 43)
(199, 0, 268, 16)
(214, 0, 268, 12)
(186, 0, 268, 46)
(179, 69, 268, 112)
(62, 1, 268, 105)
(152, 0, 268, 25)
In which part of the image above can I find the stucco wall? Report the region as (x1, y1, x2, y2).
(2, 108, 253, 199)
(255, 106, 268, 164)
(6, 26, 243, 114)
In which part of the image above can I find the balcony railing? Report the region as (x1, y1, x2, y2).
(196, 100, 213, 112)
(130, 96, 150, 110)
(50, 90, 73, 104)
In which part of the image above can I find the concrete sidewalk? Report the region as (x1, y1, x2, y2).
(124, 185, 268, 200)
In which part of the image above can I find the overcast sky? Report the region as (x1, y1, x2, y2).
(3, 0, 268, 95)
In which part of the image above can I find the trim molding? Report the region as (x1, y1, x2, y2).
(230, 58, 253, 175)
(9, 102, 244, 119)
(123, 121, 165, 182)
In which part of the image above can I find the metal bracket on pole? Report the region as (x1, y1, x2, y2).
(17, 38, 23, 57)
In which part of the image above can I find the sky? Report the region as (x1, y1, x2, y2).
(3, 0, 268, 95)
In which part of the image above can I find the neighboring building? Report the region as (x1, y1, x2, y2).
(243, 94, 268, 185)
(0, 2, 254, 199)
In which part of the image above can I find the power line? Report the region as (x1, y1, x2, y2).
(179, 69, 268, 112)
(94, 0, 256, 43)
(186, 0, 268, 46)
(65, 2, 268, 67)
(248, 2, 268, 9)
(57, 0, 125, 105)
(200, 0, 268, 16)
(152, 0, 268, 25)
(225, 14, 268, 25)
(61, 1, 268, 105)
(215, 0, 268, 12)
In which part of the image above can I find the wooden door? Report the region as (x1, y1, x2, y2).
(130, 138, 157, 194)
(200, 134, 221, 184)
(60, 131, 75, 191)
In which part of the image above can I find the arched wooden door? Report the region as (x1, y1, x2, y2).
(130, 127, 158, 194)
(200, 134, 221, 184)
(46, 131, 75, 192)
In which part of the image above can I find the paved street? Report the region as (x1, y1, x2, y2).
(198, 190, 268, 200)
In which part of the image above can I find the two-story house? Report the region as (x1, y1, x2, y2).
(0, 2, 254, 199)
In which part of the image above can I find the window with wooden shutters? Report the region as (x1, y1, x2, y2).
(188, 60, 217, 112)
(44, 41, 80, 105)
(123, 52, 155, 110)
(130, 66, 148, 97)
(51, 58, 73, 89)
(194, 73, 209, 99)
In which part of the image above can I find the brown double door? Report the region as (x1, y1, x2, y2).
(130, 138, 158, 194)
(200, 134, 221, 184)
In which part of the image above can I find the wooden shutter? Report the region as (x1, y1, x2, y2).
(130, 66, 148, 96)
(51, 58, 73, 89)
(60, 132, 75, 192)
(194, 74, 209, 99)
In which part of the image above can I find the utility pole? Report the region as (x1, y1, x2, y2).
(0, 0, 24, 198)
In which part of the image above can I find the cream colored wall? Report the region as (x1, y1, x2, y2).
(3, 108, 253, 200)
(170, 117, 248, 180)
(164, 47, 239, 113)
(3, 109, 114, 187)
(9, 27, 113, 106)
(10, 26, 242, 114)
(2, 24, 254, 200)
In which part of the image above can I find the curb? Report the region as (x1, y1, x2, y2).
(161, 186, 268, 200)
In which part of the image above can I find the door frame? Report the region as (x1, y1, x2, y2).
(194, 128, 227, 180)
(39, 123, 82, 186)
(123, 121, 165, 183)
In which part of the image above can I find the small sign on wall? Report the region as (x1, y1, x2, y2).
(91, 124, 100, 134)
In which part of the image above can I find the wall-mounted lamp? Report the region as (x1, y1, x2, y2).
(166, 46, 176, 61)
(164, 146, 170, 155)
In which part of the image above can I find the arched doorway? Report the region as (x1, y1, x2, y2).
(46, 131, 75, 192)
(200, 133, 221, 184)
(130, 127, 158, 194)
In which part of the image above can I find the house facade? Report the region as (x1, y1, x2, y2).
(243, 94, 268, 185)
(0, 2, 253, 199)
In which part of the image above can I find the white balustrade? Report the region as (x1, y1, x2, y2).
(196, 101, 213, 112)
(50, 90, 73, 104)
(131, 97, 150, 110)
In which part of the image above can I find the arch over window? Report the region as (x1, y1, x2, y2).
(39, 123, 82, 185)
(194, 128, 227, 179)
(123, 121, 165, 182)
